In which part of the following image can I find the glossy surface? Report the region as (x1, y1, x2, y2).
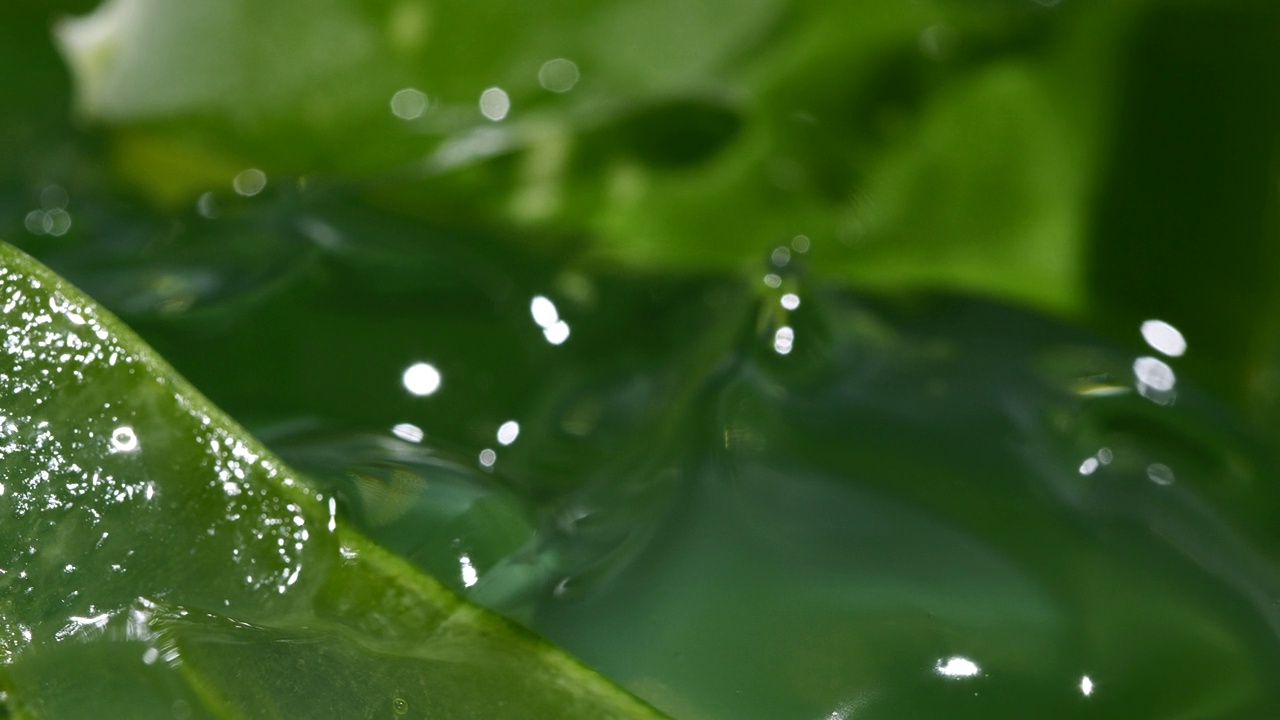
(58, 200, 1280, 716)
(0, 244, 665, 719)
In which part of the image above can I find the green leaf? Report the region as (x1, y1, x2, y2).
(0, 240, 665, 719)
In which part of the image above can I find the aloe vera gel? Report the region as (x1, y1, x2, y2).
(6, 0, 1280, 716)
(59, 208, 1280, 717)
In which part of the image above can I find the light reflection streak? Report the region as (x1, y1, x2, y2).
(392, 422, 424, 443)
(1079, 675, 1094, 696)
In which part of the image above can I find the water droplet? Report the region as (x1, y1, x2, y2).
(1147, 462, 1175, 486)
(543, 320, 571, 345)
(392, 423, 424, 443)
(196, 192, 219, 219)
(232, 168, 267, 197)
(390, 88, 428, 120)
(1079, 674, 1094, 697)
(530, 295, 559, 328)
(40, 185, 68, 210)
(773, 326, 794, 355)
(496, 420, 520, 445)
(479, 87, 511, 121)
(1140, 319, 1186, 357)
(934, 656, 981, 678)
(1133, 356, 1176, 392)
(110, 426, 138, 453)
(392, 697, 409, 715)
(402, 363, 441, 396)
(538, 58, 580, 93)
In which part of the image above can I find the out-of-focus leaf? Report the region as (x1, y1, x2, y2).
(50, 0, 1126, 316)
(0, 241, 666, 719)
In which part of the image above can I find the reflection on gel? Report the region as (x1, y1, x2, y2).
(232, 169, 266, 197)
(497, 420, 520, 445)
(390, 88, 428, 120)
(479, 87, 510, 121)
(1133, 356, 1175, 392)
(934, 656, 981, 678)
(392, 423, 424, 443)
(538, 58, 579, 93)
(402, 362, 441, 396)
(773, 326, 794, 355)
(110, 426, 138, 452)
(459, 553, 479, 588)
(1141, 319, 1186, 357)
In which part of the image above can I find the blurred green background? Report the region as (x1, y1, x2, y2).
(3, 0, 1279, 434)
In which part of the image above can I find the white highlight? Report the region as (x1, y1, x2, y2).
(459, 554, 479, 587)
(936, 653, 983, 676)
(478, 448, 497, 467)
(1079, 675, 1094, 696)
(497, 420, 520, 446)
(530, 295, 559, 328)
(543, 320, 571, 345)
(774, 326, 794, 355)
(934, 656, 981, 678)
(1133, 356, 1176, 392)
(402, 363, 441, 396)
(392, 422, 424, 443)
(780, 293, 801, 310)
(110, 426, 138, 452)
(1141, 319, 1186, 357)
(1079, 457, 1099, 475)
